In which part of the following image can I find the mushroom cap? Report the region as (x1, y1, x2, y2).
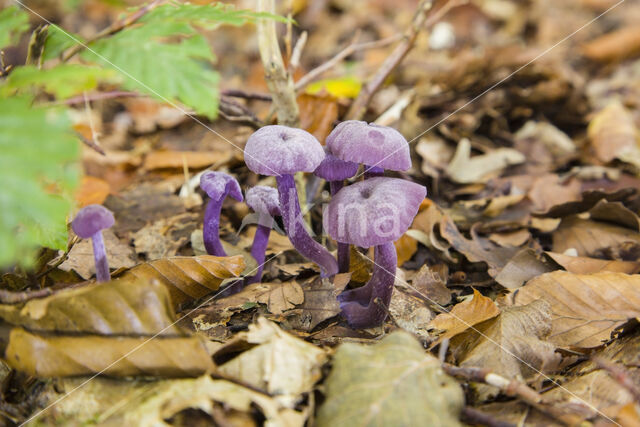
(244, 125, 325, 176)
(72, 204, 115, 238)
(326, 120, 411, 171)
(323, 177, 426, 247)
(200, 171, 243, 202)
(246, 186, 281, 217)
(313, 149, 359, 181)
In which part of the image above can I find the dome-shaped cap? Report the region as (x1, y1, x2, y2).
(313, 149, 358, 181)
(323, 177, 426, 247)
(72, 204, 115, 238)
(200, 171, 243, 202)
(244, 125, 325, 176)
(246, 186, 281, 217)
(326, 121, 411, 171)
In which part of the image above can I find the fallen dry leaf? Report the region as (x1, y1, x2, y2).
(316, 331, 463, 427)
(394, 233, 418, 266)
(254, 280, 305, 315)
(552, 217, 640, 257)
(582, 26, 640, 62)
(588, 102, 640, 165)
(450, 300, 560, 401)
(408, 263, 451, 306)
(297, 93, 339, 143)
(494, 248, 557, 289)
(505, 271, 640, 348)
(284, 274, 350, 331)
(75, 175, 110, 207)
(446, 138, 525, 184)
(546, 252, 640, 274)
(429, 289, 501, 347)
(118, 255, 245, 309)
(143, 150, 231, 171)
(528, 174, 582, 213)
(216, 318, 327, 403)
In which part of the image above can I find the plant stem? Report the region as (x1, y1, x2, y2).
(91, 231, 110, 282)
(203, 198, 226, 257)
(277, 174, 338, 277)
(330, 180, 351, 273)
(245, 221, 272, 284)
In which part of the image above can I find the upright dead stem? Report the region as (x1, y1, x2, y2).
(256, 0, 299, 127)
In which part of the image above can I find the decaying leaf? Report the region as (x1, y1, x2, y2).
(394, 233, 418, 266)
(316, 331, 463, 427)
(0, 279, 181, 335)
(552, 217, 640, 258)
(59, 229, 136, 280)
(117, 255, 245, 309)
(450, 300, 560, 401)
(407, 263, 451, 306)
(493, 248, 557, 289)
(40, 375, 305, 426)
(216, 318, 327, 403)
(253, 280, 304, 315)
(143, 150, 231, 170)
(4, 327, 214, 377)
(285, 274, 350, 331)
(429, 289, 501, 347)
(504, 271, 640, 348)
(546, 252, 640, 274)
(588, 102, 640, 166)
(446, 138, 525, 184)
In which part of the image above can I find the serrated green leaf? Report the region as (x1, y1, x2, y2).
(0, 6, 29, 50)
(42, 25, 82, 60)
(0, 96, 79, 268)
(82, 28, 219, 118)
(2, 64, 118, 99)
(141, 2, 289, 29)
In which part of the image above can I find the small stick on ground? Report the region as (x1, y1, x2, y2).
(346, 0, 467, 120)
(221, 89, 272, 101)
(594, 357, 640, 403)
(461, 407, 515, 427)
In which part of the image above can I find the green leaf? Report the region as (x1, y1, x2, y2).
(0, 6, 29, 50)
(42, 25, 82, 60)
(82, 26, 219, 118)
(316, 331, 464, 427)
(2, 64, 118, 99)
(141, 2, 289, 29)
(0, 96, 79, 268)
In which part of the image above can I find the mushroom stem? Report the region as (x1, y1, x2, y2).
(330, 180, 351, 274)
(364, 165, 384, 179)
(338, 242, 397, 328)
(91, 231, 110, 282)
(245, 215, 273, 284)
(277, 174, 338, 277)
(203, 197, 226, 256)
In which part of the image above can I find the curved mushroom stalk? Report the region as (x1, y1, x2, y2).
(200, 171, 243, 257)
(71, 204, 115, 283)
(329, 180, 350, 273)
(338, 242, 397, 328)
(277, 174, 338, 277)
(245, 215, 273, 285)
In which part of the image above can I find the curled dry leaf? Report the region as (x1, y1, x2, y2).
(588, 102, 640, 166)
(316, 331, 463, 427)
(117, 255, 245, 309)
(504, 271, 640, 348)
(0, 279, 181, 335)
(429, 289, 501, 347)
(4, 327, 214, 378)
(582, 26, 640, 63)
(449, 300, 560, 401)
(41, 375, 305, 426)
(446, 138, 525, 184)
(252, 280, 305, 315)
(216, 318, 327, 403)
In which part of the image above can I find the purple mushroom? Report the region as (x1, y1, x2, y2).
(314, 149, 359, 273)
(71, 204, 115, 282)
(244, 125, 338, 277)
(325, 120, 411, 177)
(245, 186, 281, 284)
(200, 171, 243, 257)
(324, 177, 426, 328)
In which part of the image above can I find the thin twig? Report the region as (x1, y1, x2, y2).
(294, 33, 402, 92)
(256, 0, 299, 127)
(61, 0, 165, 62)
(221, 89, 272, 101)
(289, 31, 308, 73)
(346, 0, 466, 120)
(219, 96, 263, 129)
(461, 407, 515, 427)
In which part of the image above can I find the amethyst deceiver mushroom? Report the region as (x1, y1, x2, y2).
(71, 204, 115, 282)
(324, 177, 426, 328)
(325, 120, 411, 177)
(244, 125, 338, 277)
(200, 171, 243, 256)
(313, 149, 359, 273)
(245, 186, 281, 284)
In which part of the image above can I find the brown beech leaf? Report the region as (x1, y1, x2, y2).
(588, 102, 640, 165)
(527, 174, 582, 213)
(117, 255, 245, 309)
(75, 175, 110, 207)
(505, 271, 640, 348)
(446, 138, 525, 184)
(428, 289, 500, 347)
(394, 233, 418, 266)
(252, 280, 304, 315)
(0, 279, 181, 335)
(297, 93, 339, 143)
(546, 252, 640, 274)
(409, 264, 451, 306)
(450, 300, 560, 401)
(494, 249, 557, 289)
(582, 26, 640, 63)
(552, 217, 640, 257)
(4, 327, 214, 377)
(285, 274, 350, 332)
(143, 150, 231, 171)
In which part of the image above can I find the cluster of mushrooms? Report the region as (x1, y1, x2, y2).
(71, 120, 426, 328)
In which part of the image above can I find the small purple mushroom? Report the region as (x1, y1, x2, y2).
(245, 125, 338, 277)
(71, 204, 115, 282)
(326, 120, 411, 177)
(314, 149, 358, 273)
(245, 186, 281, 284)
(200, 171, 243, 257)
(324, 177, 426, 328)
